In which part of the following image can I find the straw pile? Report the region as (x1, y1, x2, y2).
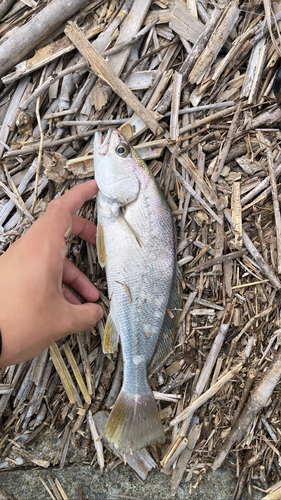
(1, 0, 281, 498)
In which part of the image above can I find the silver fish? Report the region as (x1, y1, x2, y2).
(94, 129, 180, 453)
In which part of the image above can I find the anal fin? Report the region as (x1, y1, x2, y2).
(102, 313, 119, 354)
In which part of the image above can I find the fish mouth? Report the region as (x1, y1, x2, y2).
(94, 128, 114, 156)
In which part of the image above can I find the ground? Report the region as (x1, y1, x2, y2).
(0, 463, 264, 500)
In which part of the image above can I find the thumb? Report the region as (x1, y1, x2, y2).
(65, 302, 104, 334)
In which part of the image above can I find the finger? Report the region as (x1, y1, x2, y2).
(62, 258, 99, 302)
(62, 285, 82, 305)
(64, 302, 104, 335)
(71, 215, 97, 244)
(21, 180, 98, 263)
(45, 180, 98, 235)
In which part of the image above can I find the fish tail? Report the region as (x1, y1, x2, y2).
(105, 386, 165, 453)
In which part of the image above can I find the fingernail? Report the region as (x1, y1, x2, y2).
(64, 225, 72, 239)
(97, 306, 104, 321)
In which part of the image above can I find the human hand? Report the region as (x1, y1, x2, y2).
(0, 180, 103, 367)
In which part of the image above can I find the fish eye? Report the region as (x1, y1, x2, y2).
(116, 142, 130, 157)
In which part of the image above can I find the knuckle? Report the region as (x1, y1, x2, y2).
(48, 198, 64, 212)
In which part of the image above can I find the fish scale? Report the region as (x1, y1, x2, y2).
(94, 129, 178, 452)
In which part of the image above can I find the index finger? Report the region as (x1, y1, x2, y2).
(47, 180, 98, 226)
(42, 180, 97, 236)
(22, 180, 98, 262)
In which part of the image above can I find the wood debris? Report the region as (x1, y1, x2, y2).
(1, 0, 281, 498)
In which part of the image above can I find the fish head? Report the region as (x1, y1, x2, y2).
(94, 129, 145, 205)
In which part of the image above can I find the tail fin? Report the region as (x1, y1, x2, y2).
(105, 387, 165, 453)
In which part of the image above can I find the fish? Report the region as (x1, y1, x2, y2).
(94, 129, 181, 453)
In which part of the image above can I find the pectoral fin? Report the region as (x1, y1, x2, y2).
(97, 223, 107, 267)
(123, 216, 142, 247)
(102, 313, 119, 354)
(119, 213, 142, 247)
(149, 263, 182, 374)
(111, 205, 142, 247)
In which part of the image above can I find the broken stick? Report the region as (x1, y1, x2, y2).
(0, 0, 91, 79)
(211, 102, 243, 183)
(64, 22, 163, 137)
(212, 347, 281, 471)
(170, 362, 243, 426)
(258, 132, 281, 275)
